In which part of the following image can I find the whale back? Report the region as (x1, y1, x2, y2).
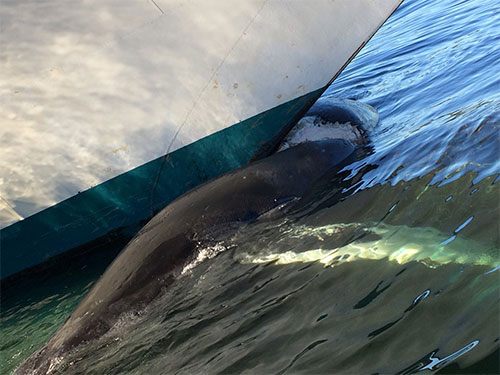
(16, 139, 357, 374)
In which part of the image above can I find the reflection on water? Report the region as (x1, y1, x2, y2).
(2, 0, 500, 373)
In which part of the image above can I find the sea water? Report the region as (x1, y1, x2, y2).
(1, 0, 499, 373)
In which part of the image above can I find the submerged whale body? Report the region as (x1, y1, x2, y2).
(16, 98, 377, 374)
(237, 222, 500, 268)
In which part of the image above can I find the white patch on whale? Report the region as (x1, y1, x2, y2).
(278, 116, 364, 151)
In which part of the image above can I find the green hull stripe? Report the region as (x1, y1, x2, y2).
(1, 88, 324, 279)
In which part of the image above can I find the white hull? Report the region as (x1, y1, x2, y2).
(1, 0, 401, 227)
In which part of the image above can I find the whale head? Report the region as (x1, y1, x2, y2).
(278, 97, 379, 151)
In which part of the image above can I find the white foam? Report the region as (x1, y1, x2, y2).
(278, 116, 363, 151)
(181, 243, 228, 275)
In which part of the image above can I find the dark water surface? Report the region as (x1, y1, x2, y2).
(2, 0, 499, 373)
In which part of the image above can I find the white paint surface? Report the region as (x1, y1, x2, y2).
(0, 0, 402, 227)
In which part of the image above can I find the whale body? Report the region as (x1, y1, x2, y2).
(16, 139, 361, 374)
(16, 98, 378, 374)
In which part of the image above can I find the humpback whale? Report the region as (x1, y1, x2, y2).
(16, 98, 377, 374)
